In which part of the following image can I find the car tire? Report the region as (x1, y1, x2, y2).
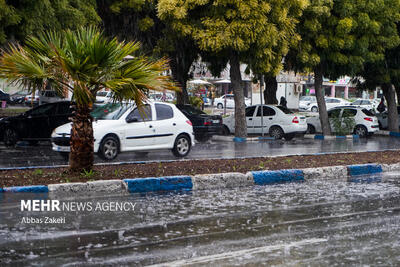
(172, 134, 191, 157)
(311, 106, 318, 112)
(354, 125, 368, 137)
(307, 124, 316, 134)
(217, 103, 223, 109)
(98, 135, 119, 160)
(269, 126, 284, 139)
(221, 125, 230, 136)
(284, 133, 295, 141)
(3, 128, 18, 146)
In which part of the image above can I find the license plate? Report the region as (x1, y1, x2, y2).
(55, 146, 70, 152)
(212, 120, 220, 123)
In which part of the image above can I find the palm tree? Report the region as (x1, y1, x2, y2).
(0, 27, 175, 172)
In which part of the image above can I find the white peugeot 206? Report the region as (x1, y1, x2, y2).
(51, 101, 195, 160)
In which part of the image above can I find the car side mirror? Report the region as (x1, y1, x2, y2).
(126, 117, 138, 123)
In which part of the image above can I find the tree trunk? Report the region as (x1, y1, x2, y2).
(395, 84, 400, 106)
(314, 66, 332, 135)
(170, 55, 190, 105)
(230, 53, 247, 138)
(263, 74, 278, 104)
(382, 83, 399, 132)
(69, 103, 94, 172)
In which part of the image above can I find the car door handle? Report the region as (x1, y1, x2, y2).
(173, 123, 176, 126)
(269, 118, 273, 120)
(248, 118, 252, 121)
(149, 125, 153, 128)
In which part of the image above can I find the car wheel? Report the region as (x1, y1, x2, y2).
(269, 126, 284, 139)
(311, 106, 318, 112)
(284, 133, 295, 141)
(3, 128, 18, 146)
(217, 103, 223, 109)
(221, 125, 230, 136)
(354, 125, 368, 137)
(98, 135, 119, 160)
(172, 134, 191, 157)
(307, 124, 316, 134)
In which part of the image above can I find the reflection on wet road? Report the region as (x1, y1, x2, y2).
(1, 173, 400, 265)
(1, 136, 400, 168)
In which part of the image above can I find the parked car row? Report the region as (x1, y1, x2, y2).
(299, 97, 351, 112)
(214, 94, 251, 109)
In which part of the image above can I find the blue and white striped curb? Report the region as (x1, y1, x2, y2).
(214, 136, 280, 142)
(305, 134, 359, 140)
(375, 130, 400, 137)
(2, 163, 400, 194)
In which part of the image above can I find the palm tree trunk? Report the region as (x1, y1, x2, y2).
(69, 104, 94, 172)
(314, 66, 332, 135)
(230, 52, 247, 138)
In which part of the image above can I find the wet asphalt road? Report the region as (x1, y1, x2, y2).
(1, 172, 400, 265)
(0, 136, 399, 168)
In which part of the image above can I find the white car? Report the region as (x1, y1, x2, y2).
(214, 94, 251, 109)
(299, 96, 316, 111)
(305, 97, 351, 112)
(222, 105, 307, 140)
(375, 106, 400, 129)
(349, 98, 378, 111)
(51, 102, 195, 160)
(306, 106, 379, 137)
(95, 91, 113, 104)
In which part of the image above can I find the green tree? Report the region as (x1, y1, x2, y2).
(97, 0, 199, 105)
(1, 0, 99, 44)
(286, 0, 400, 135)
(158, 0, 308, 137)
(0, 27, 174, 172)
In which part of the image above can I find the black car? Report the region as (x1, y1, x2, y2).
(176, 104, 223, 142)
(0, 89, 11, 104)
(0, 101, 73, 146)
(9, 91, 29, 105)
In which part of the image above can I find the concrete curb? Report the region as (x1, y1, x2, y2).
(304, 134, 359, 140)
(1, 163, 398, 195)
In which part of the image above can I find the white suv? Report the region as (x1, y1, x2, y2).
(51, 102, 195, 160)
(222, 105, 307, 140)
(306, 106, 379, 137)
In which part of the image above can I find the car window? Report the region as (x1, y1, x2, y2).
(332, 99, 340, 103)
(325, 99, 332, 103)
(92, 103, 131, 120)
(397, 106, 400, 113)
(245, 106, 256, 117)
(126, 105, 152, 122)
(56, 102, 72, 115)
(29, 104, 57, 116)
(362, 109, 375, 116)
(342, 109, 357, 117)
(276, 105, 293, 114)
(363, 100, 371, 105)
(155, 104, 173, 120)
(353, 100, 362, 105)
(96, 91, 108, 97)
(256, 106, 275, 116)
(328, 109, 341, 118)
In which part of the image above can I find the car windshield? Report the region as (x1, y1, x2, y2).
(276, 105, 293, 114)
(91, 103, 131, 120)
(179, 105, 206, 115)
(96, 92, 108, 97)
(362, 109, 375, 116)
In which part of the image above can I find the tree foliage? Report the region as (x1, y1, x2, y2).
(0, 0, 99, 45)
(158, 0, 308, 137)
(287, 0, 400, 135)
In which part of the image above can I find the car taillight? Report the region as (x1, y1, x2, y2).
(204, 121, 211, 126)
(364, 117, 373, 122)
(186, 120, 192, 126)
(292, 116, 299, 123)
